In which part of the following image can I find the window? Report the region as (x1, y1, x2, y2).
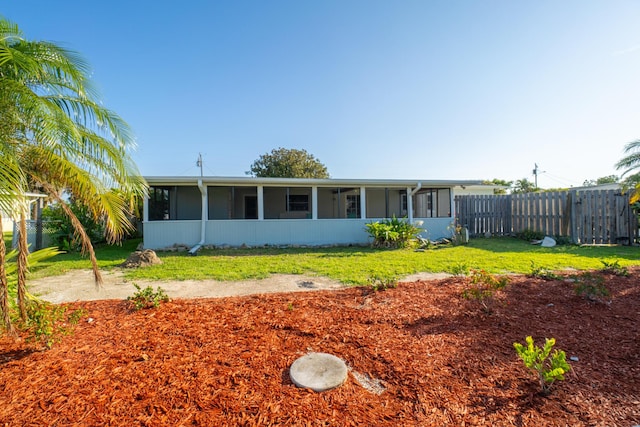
(414, 188, 450, 218)
(287, 194, 309, 212)
(149, 187, 170, 220)
(148, 186, 202, 220)
(346, 194, 360, 218)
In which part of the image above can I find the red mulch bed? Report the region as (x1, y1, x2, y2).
(1, 270, 639, 426)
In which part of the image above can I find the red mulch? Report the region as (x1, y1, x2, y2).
(1, 270, 639, 426)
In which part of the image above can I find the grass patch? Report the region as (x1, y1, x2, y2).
(29, 237, 640, 285)
(29, 239, 141, 278)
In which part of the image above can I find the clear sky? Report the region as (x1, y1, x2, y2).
(4, 1, 640, 188)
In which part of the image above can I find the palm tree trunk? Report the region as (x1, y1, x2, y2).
(0, 214, 15, 334)
(16, 213, 28, 322)
(52, 195, 103, 286)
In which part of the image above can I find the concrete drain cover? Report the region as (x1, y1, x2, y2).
(289, 353, 348, 392)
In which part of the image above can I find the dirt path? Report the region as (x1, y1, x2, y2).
(27, 270, 345, 303)
(28, 270, 452, 303)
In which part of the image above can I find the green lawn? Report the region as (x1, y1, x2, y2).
(29, 237, 640, 285)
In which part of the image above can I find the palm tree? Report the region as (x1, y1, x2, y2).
(616, 140, 640, 202)
(0, 17, 147, 325)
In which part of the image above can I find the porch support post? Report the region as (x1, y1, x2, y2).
(143, 193, 149, 222)
(449, 187, 455, 220)
(257, 185, 264, 220)
(360, 187, 366, 219)
(312, 187, 318, 220)
(197, 179, 207, 243)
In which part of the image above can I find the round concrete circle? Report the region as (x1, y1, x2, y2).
(289, 352, 348, 392)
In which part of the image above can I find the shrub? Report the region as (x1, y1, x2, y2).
(15, 301, 86, 349)
(127, 284, 170, 310)
(572, 272, 609, 302)
(42, 199, 106, 251)
(365, 216, 421, 249)
(367, 274, 398, 292)
(600, 259, 629, 276)
(516, 229, 545, 241)
(553, 235, 573, 245)
(449, 262, 470, 277)
(514, 336, 571, 394)
(528, 261, 561, 280)
(461, 269, 509, 313)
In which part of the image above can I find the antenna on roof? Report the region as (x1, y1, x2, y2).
(196, 153, 203, 177)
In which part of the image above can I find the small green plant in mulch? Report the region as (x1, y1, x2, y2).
(367, 274, 398, 292)
(572, 272, 609, 303)
(528, 261, 561, 281)
(461, 269, 509, 313)
(448, 262, 470, 277)
(127, 284, 170, 310)
(514, 336, 571, 395)
(15, 300, 86, 349)
(600, 259, 629, 277)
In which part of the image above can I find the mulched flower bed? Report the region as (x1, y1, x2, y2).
(1, 270, 639, 426)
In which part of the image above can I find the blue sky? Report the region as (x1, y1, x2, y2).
(4, 1, 640, 188)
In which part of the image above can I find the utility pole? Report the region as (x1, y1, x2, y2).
(532, 163, 539, 188)
(196, 153, 203, 177)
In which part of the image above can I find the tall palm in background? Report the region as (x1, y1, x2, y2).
(0, 17, 147, 326)
(616, 140, 640, 202)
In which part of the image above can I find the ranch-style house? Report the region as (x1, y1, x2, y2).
(142, 176, 493, 251)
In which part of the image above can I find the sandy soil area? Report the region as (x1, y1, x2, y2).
(28, 270, 452, 303)
(27, 270, 344, 303)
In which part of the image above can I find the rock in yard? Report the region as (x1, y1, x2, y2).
(119, 249, 162, 268)
(541, 236, 556, 247)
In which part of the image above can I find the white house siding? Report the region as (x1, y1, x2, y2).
(143, 220, 202, 249)
(143, 217, 453, 249)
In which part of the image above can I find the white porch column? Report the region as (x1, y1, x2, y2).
(312, 187, 318, 220)
(257, 185, 264, 220)
(360, 186, 366, 219)
(450, 187, 456, 220)
(408, 182, 422, 224)
(143, 194, 149, 222)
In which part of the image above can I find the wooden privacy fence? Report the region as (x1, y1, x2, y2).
(455, 190, 638, 245)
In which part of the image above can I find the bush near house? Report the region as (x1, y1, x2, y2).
(365, 216, 421, 249)
(42, 200, 105, 251)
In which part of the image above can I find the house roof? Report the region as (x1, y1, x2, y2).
(144, 176, 489, 189)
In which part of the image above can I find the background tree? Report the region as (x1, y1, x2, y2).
(582, 175, 619, 187)
(616, 140, 640, 202)
(512, 178, 538, 194)
(483, 178, 512, 194)
(247, 148, 329, 178)
(0, 18, 146, 326)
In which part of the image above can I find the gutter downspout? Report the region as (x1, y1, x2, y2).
(408, 182, 422, 224)
(189, 179, 207, 255)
